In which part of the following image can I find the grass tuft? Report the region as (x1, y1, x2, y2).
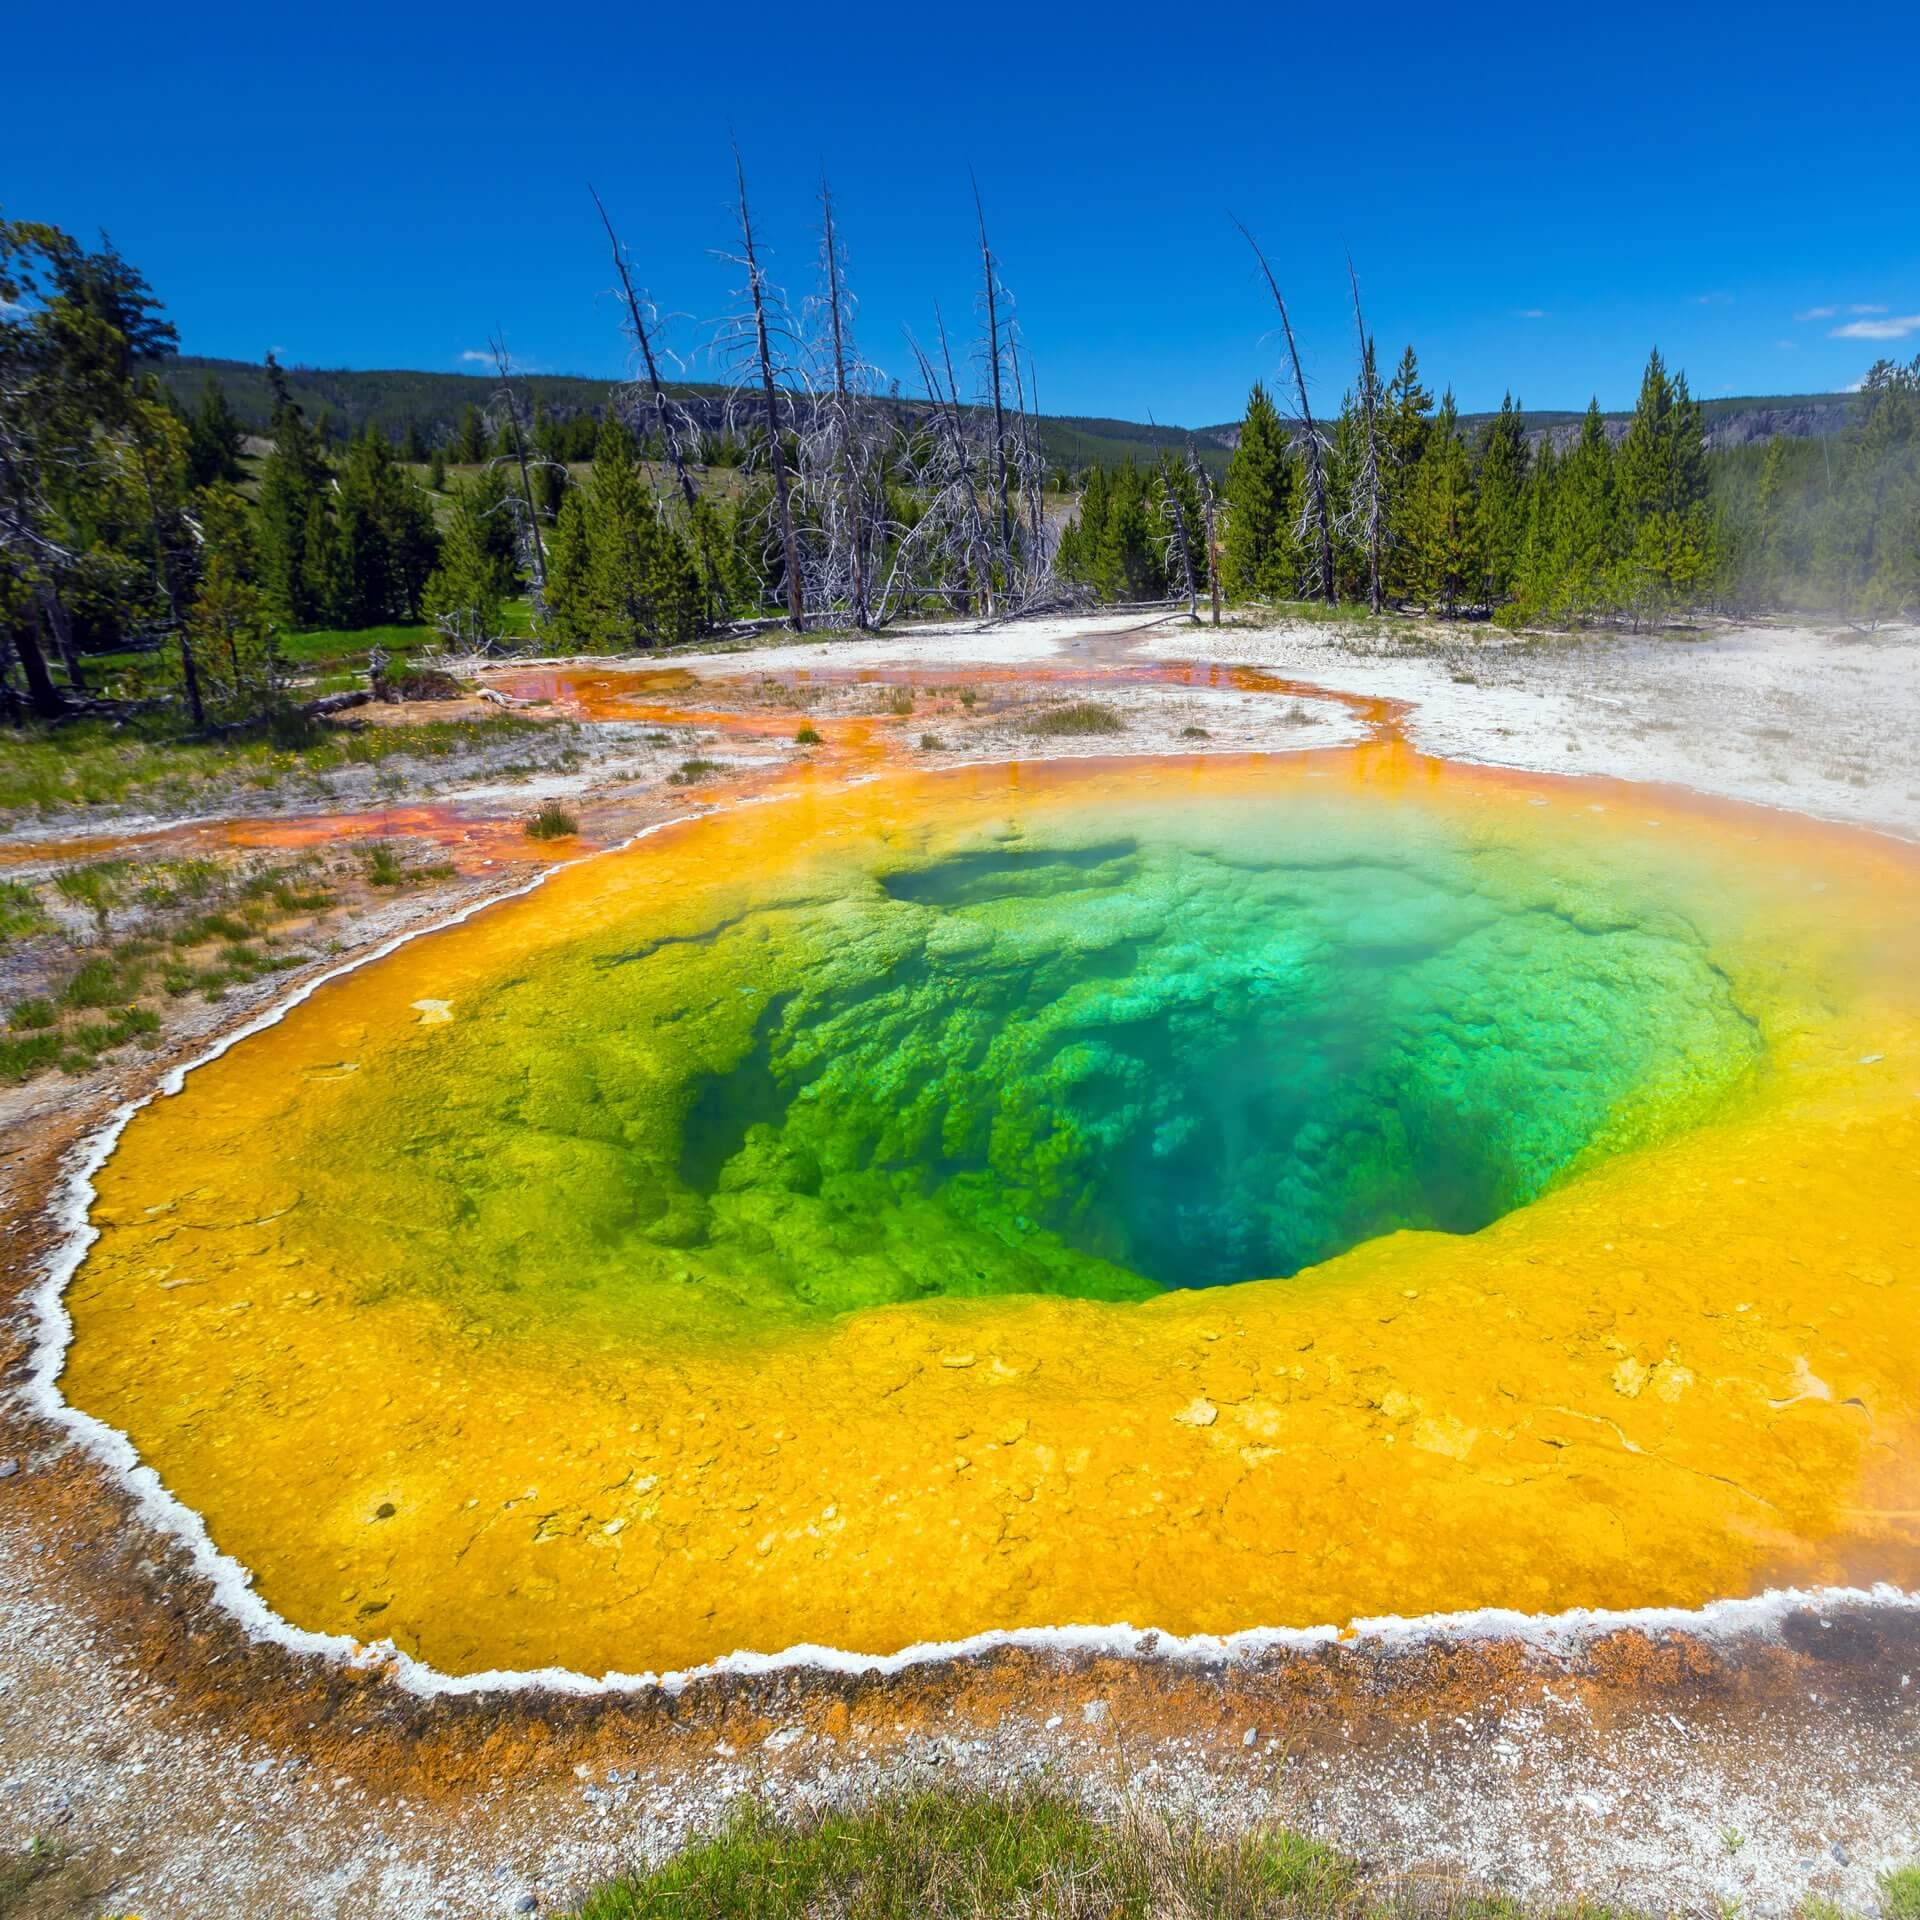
(1026, 701, 1125, 738)
(525, 801, 581, 841)
(794, 725, 823, 746)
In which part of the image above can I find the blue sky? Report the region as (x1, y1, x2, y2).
(11, 0, 1917, 424)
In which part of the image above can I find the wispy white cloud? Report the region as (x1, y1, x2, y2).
(1515, 307, 1546, 320)
(1774, 338, 1797, 349)
(1690, 292, 1734, 307)
(1846, 302, 1888, 315)
(1799, 301, 1890, 323)
(1831, 313, 1920, 341)
(1796, 304, 1838, 321)
(459, 348, 492, 364)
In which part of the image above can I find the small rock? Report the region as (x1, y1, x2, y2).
(514, 1897, 538, 1914)
(1833, 1842, 1851, 1866)
(0, 1459, 18, 1480)
(1173, 1397, 1218, 1428)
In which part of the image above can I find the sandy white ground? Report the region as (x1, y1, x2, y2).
(653, 612, 1920, 840)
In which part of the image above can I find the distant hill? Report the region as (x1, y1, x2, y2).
(1199, 392, 1857, 455)
(149, 354, 1855, 472)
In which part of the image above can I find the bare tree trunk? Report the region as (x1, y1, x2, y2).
(936, 309, 993, 616)
(591, 187, 700, 517)
(1011, 345, 1045, 576)
(1236, 221, 1336, 605)
(973, 178, 1014, 572)
(33, 575, 86, 693)
(1166, 481, 1199, 620)
(488, 333, 546, 592)
(1346, 255, 1384, 615)
(819, 177, 869, 630)
(593, 185, 727, 624)
(14, 591, 65, 717)
(733, 148, 805, 631)
(1189, 447, 1223, 626)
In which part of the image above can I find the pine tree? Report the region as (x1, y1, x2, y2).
(1404, 392, 1479, 615)
(1093, 460, 1164, 601)
(1220, 382, 1296, 600)
(254, 374, 334, 627)
(423, 483, 507, 649)
(453, 404, 488, 465)
(185, 376, 245, 489)
(1617, 350, 1712, 620)
(1510, 435, 1559, 617)
(1058, 465, 1110, 593)
(1752, 436, 1789, 601)
(1472, 394, 1531, 605)
(1552, 402, 1620, 621)
(333, 427, 440, 625)
(1381, 347, 1433, 601)
(542, 420, 702, 649)
(186, 552, 278, 716)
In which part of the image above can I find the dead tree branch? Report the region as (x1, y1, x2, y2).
(1235, 219, 1336, 604)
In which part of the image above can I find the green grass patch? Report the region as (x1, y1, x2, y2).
(0, 709, 565, 820)
(0, 879, 51, 944)
(567, 1787, 1633, 1920)
(1026, 701, 1125, 738)
(0, 853, 338, 1084)
(1884, 1867, 1920, 1918)
(668, 759, 722, 786)
(794, 725, 823, 746)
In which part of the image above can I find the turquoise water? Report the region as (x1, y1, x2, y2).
(667, 827, 1763, 1298)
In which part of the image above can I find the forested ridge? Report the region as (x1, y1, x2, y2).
(1063, 352, 1920, 627)
(5, 191, 1916, 732)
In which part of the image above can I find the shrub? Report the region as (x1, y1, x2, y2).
(794, 725, 823, 746)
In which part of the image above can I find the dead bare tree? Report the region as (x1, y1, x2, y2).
(972, 177, 1015, 572)
(716, 146, 806, 629)
(1009, 343, 1048, 572)
(590, 186, 701, 516)
(1189, 445, 1223, 626)
(1345, 254, 1386, 614)
(485, 332, 548, 596)
(592, 184, 735, 624)
(795, 173, 892, 630)
(1235, 219, 1336, 605)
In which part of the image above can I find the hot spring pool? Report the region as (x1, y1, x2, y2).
(61, 751, 1920, 1675)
